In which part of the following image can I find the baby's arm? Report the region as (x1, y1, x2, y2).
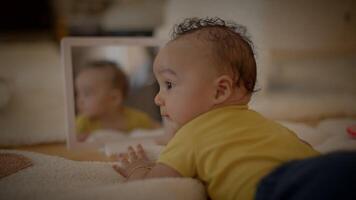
(112, 144, 181, 181)
(76, 133, 89, 142)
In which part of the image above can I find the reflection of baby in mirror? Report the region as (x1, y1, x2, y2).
(75, 60, 159, 142)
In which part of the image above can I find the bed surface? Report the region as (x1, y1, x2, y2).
(4, 116, 356, 161)
(7, 143, 112, 162)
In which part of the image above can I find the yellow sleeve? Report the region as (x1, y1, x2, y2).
(157, 128, 197, 177)
(76, 115, 89, 135)
(76, 115, 99, 134)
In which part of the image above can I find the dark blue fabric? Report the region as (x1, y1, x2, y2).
(255, 151, 356, 200)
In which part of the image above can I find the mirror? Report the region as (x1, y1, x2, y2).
(62, 37, 165, 150)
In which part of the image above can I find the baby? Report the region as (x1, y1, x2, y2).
(113, 18, 318, 200)
(75, 60, 158, 141)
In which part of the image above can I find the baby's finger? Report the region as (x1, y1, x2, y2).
(118, 153, 129, 165)
(112, 165, 128, 178)
(128, 146, 138, 160)
(136, 144, 147, 159)
(116, 152, 128, 159)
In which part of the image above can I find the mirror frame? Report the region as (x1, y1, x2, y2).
(61, 37, 164, 150)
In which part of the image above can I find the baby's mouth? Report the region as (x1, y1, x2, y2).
(161, 112, 169, 118)
(162, 115, 170, 120)
(161, 114, 172, 125)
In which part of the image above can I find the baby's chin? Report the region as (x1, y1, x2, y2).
(79, 112, 99, 120)
(162, 117, 181, 134)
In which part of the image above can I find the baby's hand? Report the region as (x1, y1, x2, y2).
(112, 144, 154, 180)
(76, 133, 89, 142)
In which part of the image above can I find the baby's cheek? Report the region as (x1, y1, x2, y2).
(86, 102, 99, 115)
(177, 109, 196, 125)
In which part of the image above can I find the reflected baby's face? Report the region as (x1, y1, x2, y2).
(75, 68, 121, 119)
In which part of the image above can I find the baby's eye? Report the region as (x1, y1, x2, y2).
(165, 81, 173, 90)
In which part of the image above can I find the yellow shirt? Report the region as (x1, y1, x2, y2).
(76, 107, 156, 135)
(158, 105, 318, 200)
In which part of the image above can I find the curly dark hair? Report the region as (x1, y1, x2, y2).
(171, 17, 257, 93)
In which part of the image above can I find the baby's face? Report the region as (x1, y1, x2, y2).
(153, 37, 219, 132)
(75, 68, 119, 119)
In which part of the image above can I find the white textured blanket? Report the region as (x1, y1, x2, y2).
(280, 118, 356, 153)
(0, 150, 206, 200)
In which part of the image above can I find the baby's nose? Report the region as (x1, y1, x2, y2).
(76, 97, 83, 109)
(76, 96, 82, 106)
(154, 92, 164, 106)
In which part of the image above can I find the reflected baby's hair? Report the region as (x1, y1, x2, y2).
(80, 60, 129, 98)
(171, 17, 257, 93)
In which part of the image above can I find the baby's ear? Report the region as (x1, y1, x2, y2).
(213, 75, 233, 104)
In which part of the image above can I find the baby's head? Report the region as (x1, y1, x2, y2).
(75, 60, 128, 119)
(153, 17, 257, 130)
